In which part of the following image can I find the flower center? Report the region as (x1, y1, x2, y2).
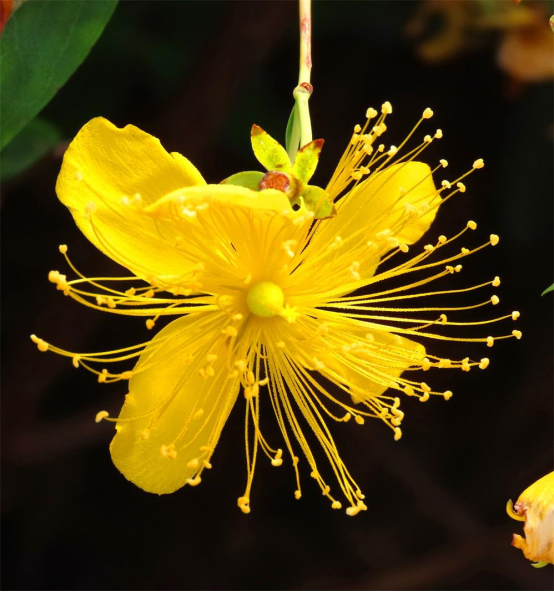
(246, 281, 284, 318)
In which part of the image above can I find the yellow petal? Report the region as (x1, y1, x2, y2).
(110, 313, 240, 494)
(513, 472, 554, 565)
(296, 163, 439, 294)
(313, 330, 425, 402)
(56, 117, 206, 279)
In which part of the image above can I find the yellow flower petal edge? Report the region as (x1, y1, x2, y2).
(56, 117, 206, 279)
(509, 472, 554, 566)
(33, 104, 521, 515)
(110, 312, 241, 495)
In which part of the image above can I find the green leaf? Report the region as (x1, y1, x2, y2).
(0, 117, 61, 182)
(301, 185, 335, 219)
(541, 283, 554, 296)
(293, 139, 324, 183)
(220, 171, 264, 191)
(285, 104, 300, 161)
(251, 124, 291, 173)
(0, 0, 118, 151)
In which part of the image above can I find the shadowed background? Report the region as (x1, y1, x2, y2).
(2, 1, 553, 590)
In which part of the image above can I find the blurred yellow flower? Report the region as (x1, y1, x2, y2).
(508, 472, 554, 567)
(32, 106, 520, 514)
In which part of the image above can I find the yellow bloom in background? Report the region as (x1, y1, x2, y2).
(508, 472, 554, 567)
(32, 104, 521, 515)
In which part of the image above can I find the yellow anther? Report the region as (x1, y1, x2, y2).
(381, 101, 392, 115)
(424, 244, 434, 252)
(461, 247, 470, 255)
(404, 385, 415, 396)
(187, 458, 199, 469)
(59, 244, 68, 254)
(161, 444, 177, 459)
(438, 235, 447, 244)
(387, 236, 399, 248)
(490, 234, 500, 246)
(31, 334, 49, 352)
(98, 369, 107, 383)
(438, 358, 451, 368)
(366, 107, 378, 119)
(419, 393, 430, 402)
(434, 129, 443, 139)
(512, 330, 522, 340)
(493, 276, 501, 287)
(342, 413, 351, 422)
(491, 295, 500, 305)
(443, 390, 453, 400)
(95, 410, 109, 423)
(203, 460, 212, 469)
(222, 326, 237, 338)
(232, 313, 243, 321)
(354, 124, 362, 133)
(354, 416, 365, 425)
(441, 180, 451, 190)
(399, 244, 409, 253)
(331, 500, 342, 509)
(388, 146, 398, 156)
(473, 159, 484, 169)
(146, 319, 155, 330)
(454, 264, 462, 272)
(422, 107, 433, 119)
(421, 382, 431, 393)
(394, 427, 402, 441)
(440, 159, 448, 168)
(140, 429, 150, 440)
(237, 496, 251, 514)
(440, 314, 447, 324)
(271, 458, 283, 467)
(512, 311, 520, 321)
(422, 358, 432, 371)
(193, 408, 205, 420)
(107, 297, 116, 309)
(71, 355, 80, 368)
(462, 358, 471, 372)
(486, 336, 494, 347)
(120, 371, 132, 380)
(187, 476, 202, 486)
(295, 490, 302, 500)
(479, 358, 490, 370)
(424, 135, 432, 143)
(349, 261, 361, 281)
(350, 170, 362, 181)
(85, 201, 97, 215)
(457, 182, 466, 193)
(121, 196, 130, 206)
(282, 239, 297, 258)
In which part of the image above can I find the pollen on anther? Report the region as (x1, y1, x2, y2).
(467, 220, 477, 230)
(493, 276, 501, 287)
(399, 243, 409, 253)
(457, 182, 467, 193)
(95, 410, 109, 423)
(434, 129, 443, 139)
(444, 390, 453, 400)
(479, 358, 490, 370)
(512, 330, 522, 340)
(295, 490, 302, 500)
(146, 319, 155, 330)
(490, 234, 500, 246)
(491, 295, 499, 305)
(422, 107, 433, 119)
(486, 336, 494, 347)
(512, 311, 520, 321)
(354, 416, 365, 425)
(440, 159, 448, 168)
(366, 107, 378, 119)
(473, 159, 485, 169)
(381, 101, 393, 115)
(59, 244, 68, 254)
(394, 428, 402, 441)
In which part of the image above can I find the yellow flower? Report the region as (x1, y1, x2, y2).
(32, 105, 521, 515)
(508, 472, 554, 567)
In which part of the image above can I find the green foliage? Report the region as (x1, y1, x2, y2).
(293, 139, 324, 183)
(220, 171, 264, 191)
(0, 117, 61, 182)
(285, 105, 300, 161)
(301, 185, 334, 219)
(0, 0, 118, 151)
(251, 124, 291, 172)
(541, 283, 554, 296)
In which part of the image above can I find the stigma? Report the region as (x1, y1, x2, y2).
(246, 281, 285, 318)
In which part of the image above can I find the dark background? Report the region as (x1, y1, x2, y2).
(2, 1, 553, 590)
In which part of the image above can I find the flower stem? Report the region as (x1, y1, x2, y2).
(289, 0, 313, 159)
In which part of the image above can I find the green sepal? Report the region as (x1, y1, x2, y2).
(531, 561, 548, 568)
(220, 171, 264, 191)
(301, 185, 335, 219)
(541, 283, 554, 296)
(293, 139, 324, 183)
(285, 104, 300, 161)
(251, 124, 292, 173)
